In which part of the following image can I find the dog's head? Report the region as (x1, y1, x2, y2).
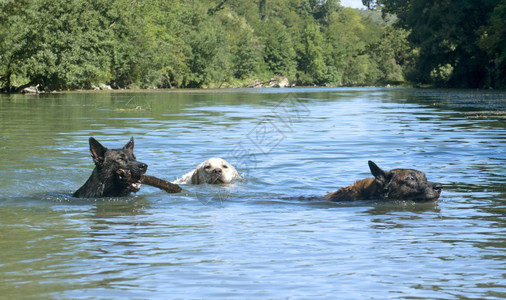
(89, 137, 148, 193)
(368, 160, 442, 202)
(191, 158, 239, 184)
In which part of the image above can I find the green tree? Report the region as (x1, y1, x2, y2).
(25, 0, 112, 90)
(107, 0, 154, 88)
(322, 7, 381, 85)
(0, 0, 32, 92)
(184, 13, 224, 87)
(478, 0, 506, 88)
(107, 0, 192, 89)
(367, 26, 412, 83)
(233, 30, 262, 79)
(259, 20, 297, 78)
(1, 0, 420, 91)
(298, 21, 325, 84)
(309, 0, 342, 25)
(363, 0, 503, 88)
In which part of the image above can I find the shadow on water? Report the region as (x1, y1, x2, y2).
(5, 190, 153, 220)
(261, 195, 442, 213)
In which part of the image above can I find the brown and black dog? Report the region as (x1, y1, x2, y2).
(73, 137, 181, 198)
(325, 161, 442, 202)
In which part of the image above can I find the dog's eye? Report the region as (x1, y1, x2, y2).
(204, 165, 211, 169)
(223, 165, 228, 169)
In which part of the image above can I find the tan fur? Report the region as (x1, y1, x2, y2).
(325, 161, 442, 202)
(325, 178, 381, 201)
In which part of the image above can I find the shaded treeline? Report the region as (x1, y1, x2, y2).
(0, 0, 503, 92)
(364, 0, 505, 89)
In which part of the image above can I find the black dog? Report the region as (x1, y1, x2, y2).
(73, 137, 148, 198)
(325, 161, 442, 202)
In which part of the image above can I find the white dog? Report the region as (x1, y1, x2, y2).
(174, 158, 240, 184)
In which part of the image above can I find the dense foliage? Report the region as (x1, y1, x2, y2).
(363, 0, 506, 88)
(1, 0, 503, 91)
(0, 0, 412, 91)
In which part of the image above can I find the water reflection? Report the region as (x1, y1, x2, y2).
(0, 205, 87, 298)
(91, 198, 150, 219)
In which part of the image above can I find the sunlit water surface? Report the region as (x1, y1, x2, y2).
(1, 88, 505, 299)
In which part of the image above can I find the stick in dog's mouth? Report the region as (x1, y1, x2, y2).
(117, 169, 142, 192)
(141, 174, 182, 193)
(117, 169, 182, 193)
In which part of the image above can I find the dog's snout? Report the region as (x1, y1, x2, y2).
(213, 168, 222, 175)
(139, 163, 148, 171)
(433, 183, 442, 194)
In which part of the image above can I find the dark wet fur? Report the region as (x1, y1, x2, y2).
(73, 137, 148, 198)
(325, 161, 442, 202)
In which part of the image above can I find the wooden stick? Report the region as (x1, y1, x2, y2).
(141, 174, 182, 193)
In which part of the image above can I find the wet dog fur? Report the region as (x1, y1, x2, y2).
(174, 158, 240, 185)
(73, 137, 148, 198)
(325, 161, 442, 202)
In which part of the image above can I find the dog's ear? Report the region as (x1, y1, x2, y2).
(89, 137, 107, 165)
(191, 170, 200, 184)
(368, 160, 389, 185)
(123, 137, 135, 152)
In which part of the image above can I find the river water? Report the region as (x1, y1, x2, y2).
(0, 88, 505, 299)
